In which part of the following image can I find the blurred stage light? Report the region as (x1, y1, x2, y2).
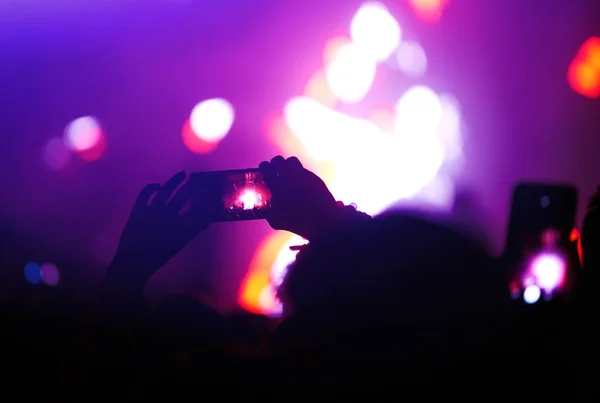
(41, 263, 60, 286)
(241, 2, 464, 315)
(242, 233, 306, 316)
(523, 284, 541, 304)
(368, 107, 396, 133)
(238, 231, 297, 314)
(325, 43, 377, 103)
(395, 85, 444, 134)
(303, 69, 338, 108)
(350, 2, 401, 62)
(181, 118, 219, 154)
(24, 262, 42, 285)
(63, 116, 106, 161)
(524, 252, 566, 294)
(438, 94, 463, 162)
(189, 98, 234, 142)
(323, 36, 352, 66)
(284, 96, 383, 162)
(42, 137, 72, 171)
(270, 234, 306, 287)
(64, 117, 102, 151)
(396, 40, 427, 77)
(414, 174, 455, 208)
(258, 284, 283, 317)
(568, 37, 600, 99)
(407, 0, 451, 23)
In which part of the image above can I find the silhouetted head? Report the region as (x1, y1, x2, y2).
(278, 210, 506, 316)
(269, 210, 518, 391)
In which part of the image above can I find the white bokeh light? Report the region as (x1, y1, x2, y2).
(412, 174, 455, 209)
(523, 284, 541, 304)
(325, 44, 377, 103)
(395, 85, 444, 136)
(284, 95, 446, 215)
(350, 2, 401, 62)
(270, 235, 306, 287)
(438, 94, 463, 161)
(284, 96, 383, 161)
(63, 116, 102, 151)
(396, 40, 427, 77)
(329, 133, 445, 214)
(190, 98, 235, 142)
(258, 284, 284, 317)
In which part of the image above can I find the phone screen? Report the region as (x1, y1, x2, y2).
(505, 182, 577, 299)
(506, 183, 577, 254)
(190, 169, 272, 222)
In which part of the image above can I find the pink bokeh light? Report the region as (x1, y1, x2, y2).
(523, 252, 566, 293)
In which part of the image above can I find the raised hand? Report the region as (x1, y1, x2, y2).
(106, 172, 210, 290)
(259, 156, 339, 241)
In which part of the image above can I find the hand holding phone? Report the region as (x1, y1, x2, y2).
(189, 156, 340, 241)
(505, 182, 578, 302)
(259, 156, 338, 241)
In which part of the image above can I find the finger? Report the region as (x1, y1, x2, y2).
(259, 161, 278, 188)
(151, 171, 186, 207)
(259, 161, 271, 172)
(133, 184, 161, 211)
(270, 155, 286, 171)
(167, 180, 193, 213)
(285, 156, 303, 170)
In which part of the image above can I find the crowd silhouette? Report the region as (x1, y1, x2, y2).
(1, 155, 598, 400)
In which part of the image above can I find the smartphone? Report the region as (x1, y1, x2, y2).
(189, 168, 271, 222)
(505, 182, 577, 299)
(506, 183, 577, 255)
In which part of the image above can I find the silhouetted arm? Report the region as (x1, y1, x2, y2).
(91, 172, 210, 323)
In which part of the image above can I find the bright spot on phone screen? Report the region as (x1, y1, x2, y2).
(239, 190, 259, 209)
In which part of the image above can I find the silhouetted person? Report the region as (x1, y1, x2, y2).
(99, 171, 209, 308)
(268, 211, 566, 395)
(99, 156, 365, 308)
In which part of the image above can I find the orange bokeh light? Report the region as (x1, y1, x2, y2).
(242, 110, 323, 315)
(238, 231, 295, 314)
(580, 37, 600, 66)
(568, 37, 600, 99)
(304, 69, 338, 108)
(263, 112, 305, 157)
(570, 228, 584, 266)
(323, 35, 351, 66)
(407, 0, 451, 23)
